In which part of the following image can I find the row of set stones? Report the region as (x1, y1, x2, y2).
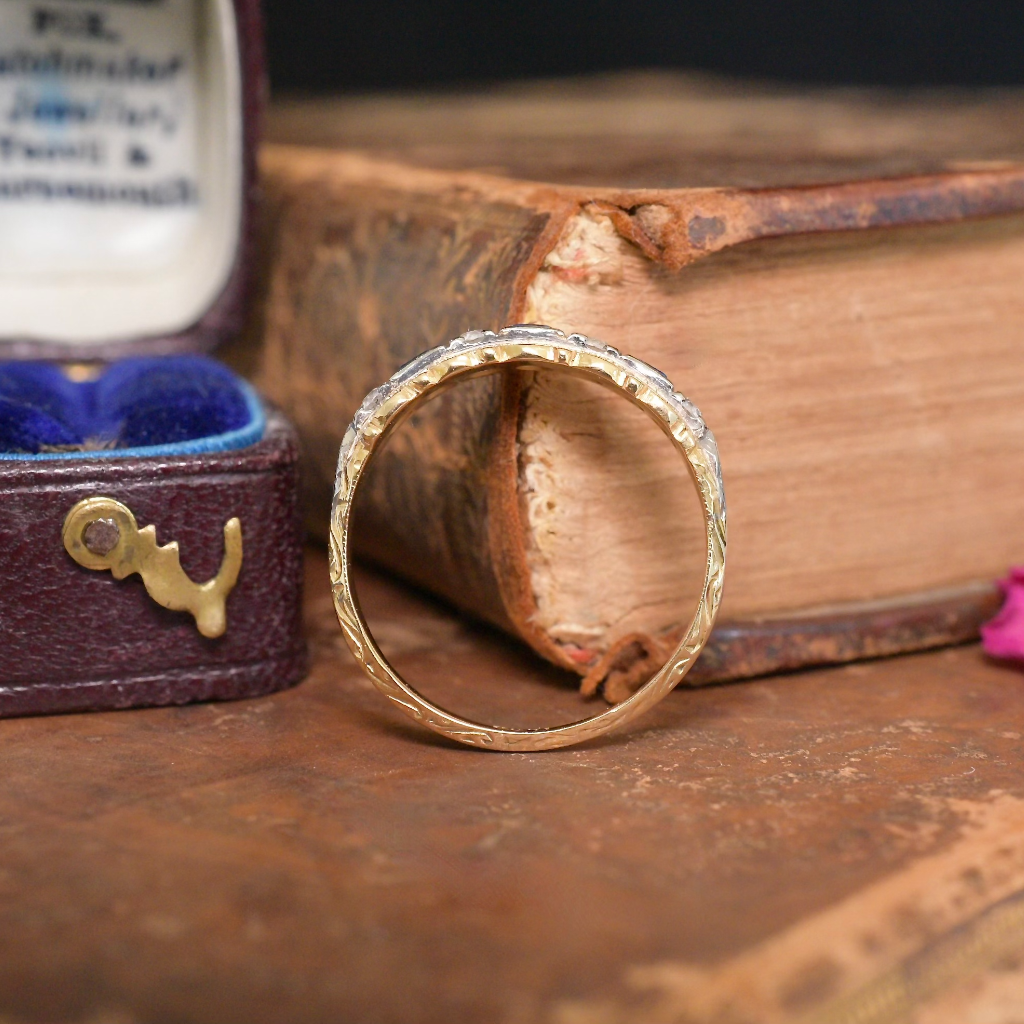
(338, 326, 722, 506)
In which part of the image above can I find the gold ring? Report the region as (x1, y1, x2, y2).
(329, 325, 727, 751)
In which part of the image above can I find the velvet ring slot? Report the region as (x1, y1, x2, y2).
(0, 357, 265, 460)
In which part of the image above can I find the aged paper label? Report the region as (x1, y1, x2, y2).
(0, 0, 202, 273)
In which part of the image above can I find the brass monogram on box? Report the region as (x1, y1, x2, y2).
(63, 497, 242, 638)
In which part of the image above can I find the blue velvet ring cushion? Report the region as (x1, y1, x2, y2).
(0, 356, 265, 459)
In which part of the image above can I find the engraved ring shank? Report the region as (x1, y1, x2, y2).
(329, 325, 727, 752)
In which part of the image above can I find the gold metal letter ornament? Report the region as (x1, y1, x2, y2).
(63, 497, 243, 639)
(330, 325, 727, 752)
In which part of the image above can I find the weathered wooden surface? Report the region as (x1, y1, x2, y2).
(265, 73, 1024, 191)
(1, 550, 1024, 1024)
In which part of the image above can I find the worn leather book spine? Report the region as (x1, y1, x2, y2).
(242, 144, 1024, 693)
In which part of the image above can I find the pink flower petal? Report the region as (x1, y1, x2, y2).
(981, 568, 1024, 661)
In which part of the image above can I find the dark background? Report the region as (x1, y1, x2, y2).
(264, 0, 1024, 94)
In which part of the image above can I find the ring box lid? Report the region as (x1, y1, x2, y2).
(0, 0, 263, 363)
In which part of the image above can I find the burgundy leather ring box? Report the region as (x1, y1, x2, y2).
(0, 0, 308, 716)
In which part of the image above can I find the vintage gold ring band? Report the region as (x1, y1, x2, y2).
(329, 324, 727, 752)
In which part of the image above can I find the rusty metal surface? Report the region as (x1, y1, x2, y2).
(0, 551, 1023, 1024)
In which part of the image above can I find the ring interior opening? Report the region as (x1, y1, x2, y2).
(349, 363, 708, 733)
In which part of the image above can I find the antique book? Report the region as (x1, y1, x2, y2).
(239, 74, 1024, 698)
